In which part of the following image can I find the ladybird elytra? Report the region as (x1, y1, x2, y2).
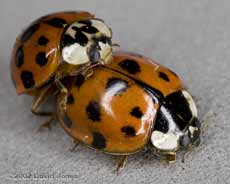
(57, 52, 200, 158)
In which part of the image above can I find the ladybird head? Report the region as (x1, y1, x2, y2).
(150, 90, 200, 153)
(61, 18, 113, 65)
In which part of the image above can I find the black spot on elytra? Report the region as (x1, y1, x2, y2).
(153, 109, 169, 133)
(105, 78, 128, 95)
(36, 52, 48, 67)
(88, 44, 101, 63)
(73, 28, 88, 46)
(38, 36, 49, 45)
(118, 59, 141, 74)
(130, 107, 143, 119)
(75, 74, 85, 88)
(21, 23, 40, 43)
(45, 17, 67, 28)
(62, 34, 75, 48)
(86, 101, 101, 121)
(166, 91, 193, 122)
(21, 70, 35, 89)
(67, 94, 74, 104)
(159, 71, 170, 82)
(15, 46, 24, 68)
(121, 126, 136, 137)
(92, 132, 106, 149)
(63, 114, 72, 128)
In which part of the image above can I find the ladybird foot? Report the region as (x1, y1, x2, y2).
(115, 156, 128, 175)
(68, 139, 80, 152)
(166, 153, 176, 164)
(82, 68, 94, 80)
(181, 151, 190, 163)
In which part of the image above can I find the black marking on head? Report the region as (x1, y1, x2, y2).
(88, 44, 101, 63)
(105, 77, 128, 95)
(67, 94, 74, 104)
(75, 74, 85, 88)
(153, 109, 169, 133)
(15, 46, 24, 68)
(78, 20, 92, 26)
(121, 126, 136, 137)
(93, 35, 112, 45)
(159, 71, 170, 82)
(21, 23, 40, 43)
(45, 17, 67, 28)
(62, 34, 75, 48)
(21, 70, 35, 89)
(63, 113, 72, 128)
(36, 52, 48, 67)
(86, 101, 101, 121)
(81, 25, 98, 34)
(118, 59, 141, 74)
(74, 30, 88, 46)
(92, 132, 106, 149)
(130, 107, 143, 119)
(166, 91, 193, 122)
(38, 36, 49, 45)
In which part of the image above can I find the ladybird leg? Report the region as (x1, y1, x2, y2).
(31, 84, 56, 116)
(35, 113, 57, 132)
(68, 139, 80, 152)
(166, 153, 176, 163)
(181, 151, 190, 163)
(55, 79, 68, 112)
(116, 155, 128, 175)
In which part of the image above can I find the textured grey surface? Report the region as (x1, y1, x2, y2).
(0, 0, 230, 183)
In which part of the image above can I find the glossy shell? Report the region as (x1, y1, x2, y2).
(57, 67, 158, 154)
(57, 52, 186, 154)
(11, 11, 94, 94)
(106, 52, 184, 97)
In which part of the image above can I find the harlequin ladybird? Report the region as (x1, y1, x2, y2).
(10, 11, 113, 114)
(57, 51, 200, 171)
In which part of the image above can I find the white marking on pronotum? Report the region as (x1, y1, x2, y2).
(182, 90, 198, 118)
(151, 131, 180, 151)
(62, 43, 89, 65)
(91, 19, 112, 38)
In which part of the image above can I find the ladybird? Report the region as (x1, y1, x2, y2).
(10, 11, 113, 115)
(56, 51, 200, 171)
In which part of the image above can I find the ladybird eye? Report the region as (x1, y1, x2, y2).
(81, 26, 98, 34)
(88, 45, 101, 63)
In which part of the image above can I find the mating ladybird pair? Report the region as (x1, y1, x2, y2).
(11, 11, 200, 171)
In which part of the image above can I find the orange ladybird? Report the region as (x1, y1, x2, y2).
(11, 11, 114, 114)
(57, 52, 201, 170)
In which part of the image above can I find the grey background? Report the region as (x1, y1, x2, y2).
(0, 0, 230, 183)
